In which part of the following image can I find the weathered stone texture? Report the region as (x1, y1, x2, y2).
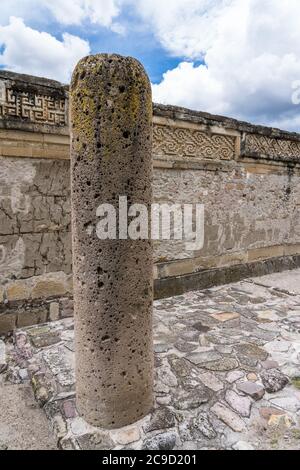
(153, 122, 237, 161)
(244, 133, 300, 163)
(153, 165, 300, 266)
(71, 54, 153, 428)
(0, 70, 69, 134)
(0, 157, 71, 286)
(5, 270, 300, 450)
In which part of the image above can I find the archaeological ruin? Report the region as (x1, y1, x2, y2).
(0, 65, 300, 334)
(1, 54, 300, 451)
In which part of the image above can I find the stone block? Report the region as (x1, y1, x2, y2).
(233, 441, 254, 450)
(211, 402, 246, 432)
(0, 339, 6, 372)
(0, 313, 17, 334)
(0, 287, 4, 303)
(66, 275, 73, 294)
(257, 310, 279, 322)
(225, 390, 252, 417)
(32, 279, 66, 299)
(198, 371, 224, 392)
(60, 298, 74, 318)
(142, 432, 177, 451)
(210, 312, 240, 322)
(49, 302, 60, 321)
(17, 308, 48, 328)
(248, 245, 284, 262)
(112, 425, 141, 445)
(62, 400, 77, 419)
(7, 281, 30, 301)
(260, 369, 289, 393)
(236, 381, 265, 401)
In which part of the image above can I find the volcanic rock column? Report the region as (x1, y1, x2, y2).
(70, 54, 153, 428)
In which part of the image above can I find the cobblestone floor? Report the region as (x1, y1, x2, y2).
(1, 269, 300, 450)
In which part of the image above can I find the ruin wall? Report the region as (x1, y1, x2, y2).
(1, 70, 300, 332)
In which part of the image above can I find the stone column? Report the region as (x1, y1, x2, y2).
(70, 54, 153, 429)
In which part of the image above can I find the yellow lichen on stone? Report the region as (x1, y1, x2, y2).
(70, 53, 153, 429)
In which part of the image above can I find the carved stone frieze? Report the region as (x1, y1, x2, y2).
(244, 133, 300, 162)
(0, 79, 68, 126)
(153, 123, 236, 161)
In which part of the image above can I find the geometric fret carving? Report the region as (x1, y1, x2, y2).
(153, 124, 236, 161)
(2, 70, 300, 165)
(245, 133, 300, 163)
(0, 79, 68, 126)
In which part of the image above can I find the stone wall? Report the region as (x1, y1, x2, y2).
(1, 70, 300, 332)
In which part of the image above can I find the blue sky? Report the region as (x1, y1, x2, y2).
(83, 26, 183, 85)
(0, 0, 300, 131)
(20, 3, 183, 84)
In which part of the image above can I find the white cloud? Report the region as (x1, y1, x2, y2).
(0, 1, 125, 33)
(0, 17, 90, 83)
(135, 0, 230, 59)
(44, 0, 121, 26)
(1, 1, 300, 130)
(152, 62, 226, 114)
(142, 0, 300, 130)
(0, 1, 43, 25)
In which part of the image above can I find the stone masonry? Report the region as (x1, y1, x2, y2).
(70, 54, 154, 428)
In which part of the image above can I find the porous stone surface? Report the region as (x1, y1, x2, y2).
(142, 432, 178, 450)
(2, 270, 300, 450)
(260, 369, 289, 393)
(70, 54, 153, 429)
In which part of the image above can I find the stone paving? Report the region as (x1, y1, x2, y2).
(1, 270, 300, 450)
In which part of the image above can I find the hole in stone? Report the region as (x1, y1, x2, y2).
(123, 131, 130, 139)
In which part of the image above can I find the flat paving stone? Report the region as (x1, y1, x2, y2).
(260, 369, 289, 393)
(202, 357, 239, 371)
(252, 270, 300, 295)
(186, 350, 221, 365)
(269, 396, 300, 413)
(210, 312, 240, 322)
(226, 371, 245, 383)
(225, 390, 252, 417)
(257, 311, 280, 322)
(236, 382, 265, 401)
(192, 411, 217, 439)
(234, 343, 268, 361)
(198, 371, 224, 392)
(211, 402, 246, 432)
